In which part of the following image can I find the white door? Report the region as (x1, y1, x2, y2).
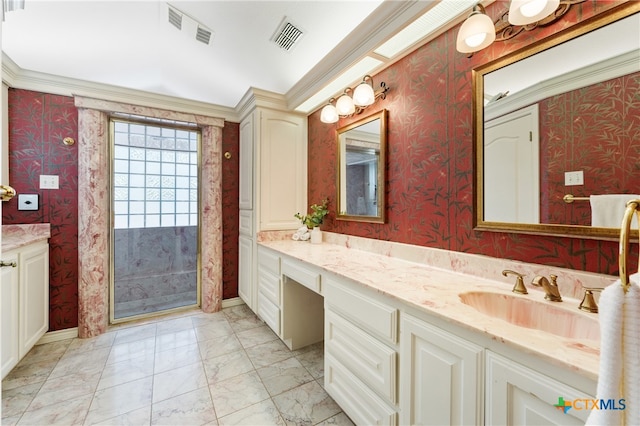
(484, 105, 540, 223)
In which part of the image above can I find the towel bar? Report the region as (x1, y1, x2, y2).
(618, 199, 640, 293)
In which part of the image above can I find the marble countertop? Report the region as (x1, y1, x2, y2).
(3, 224, 51, 252)
(259, 238, 600, 381)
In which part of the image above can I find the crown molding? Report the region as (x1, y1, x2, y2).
(285, 1, 434, 112)
(2, 52, 240, 122)
(236, 86, 306, 122)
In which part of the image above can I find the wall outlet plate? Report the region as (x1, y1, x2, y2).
(564, 170, 584, 186)
(40, 175, 59, 189)
(18, 194, 39, 211)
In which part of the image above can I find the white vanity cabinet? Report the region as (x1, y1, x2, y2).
(400, 312, 484, 426)
(1, 241, 49, 379)
(255, 243, 598, 426)
(1, 250, 19, 378)
(323, 274, 399, 425)
(485, 351, 592, 425)
(237, 92, 307, 313)
(256, 245, 281, 335)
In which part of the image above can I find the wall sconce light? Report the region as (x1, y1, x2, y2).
(456, 4, 496, 54)
(456, 0, 581, 54)
(508, 0, 560, 25)
(320, 75, 389, 124)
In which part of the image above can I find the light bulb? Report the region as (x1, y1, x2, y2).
(520, 0, 546, 17)
(320, 104, 338, 123)
(353, 81, 375, 106)
(465, 32, 487, 48)
(508, 0, 560, 25)
(336, 93, 355, 116)
(456, 10, 496, 53)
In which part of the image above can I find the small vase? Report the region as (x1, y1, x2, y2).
(310, 227, 322, 244)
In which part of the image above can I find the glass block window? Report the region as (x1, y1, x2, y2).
(112, 119, 199, 229)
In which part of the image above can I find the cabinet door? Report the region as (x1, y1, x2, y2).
(485, 351, 591, 425)
(1, 251, 19, 379)
(239, 114, 254, 210)
(19, 243, 49, 358)
(238, 236, 255, 310)
(400, 313, 483, 426)
(259, 110, 307, 230)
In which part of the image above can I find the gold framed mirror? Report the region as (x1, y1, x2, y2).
(336, 109, 387, 223)
(473, 2, 640, 240)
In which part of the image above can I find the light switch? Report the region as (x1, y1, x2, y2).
(18, 194, 39, 211)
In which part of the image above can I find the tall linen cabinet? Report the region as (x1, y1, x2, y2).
(238, 90, 307, 316)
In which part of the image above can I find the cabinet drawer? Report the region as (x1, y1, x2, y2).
(257, 292, 280, 336)
(325, 353, 397, 426)
(258, 247, 280, 275)
(281, 258, 321, 294)
(324, 276, 398, 344)
(326, 309, 397, 403)
(258, 269, 280, 305)
(239, 210, 253, 236)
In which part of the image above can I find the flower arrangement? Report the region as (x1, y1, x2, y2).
(295, 198, 329, 229)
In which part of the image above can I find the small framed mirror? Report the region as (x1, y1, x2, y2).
(336, 109, 387, 223)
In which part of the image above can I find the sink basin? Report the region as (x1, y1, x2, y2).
(459, 291, 600, 341)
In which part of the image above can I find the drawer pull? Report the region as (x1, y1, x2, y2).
(0, 260, 17, 268)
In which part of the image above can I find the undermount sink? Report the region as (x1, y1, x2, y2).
(459, 291, 600, 341)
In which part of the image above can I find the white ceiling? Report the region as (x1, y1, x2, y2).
(2, 0, 390, 111)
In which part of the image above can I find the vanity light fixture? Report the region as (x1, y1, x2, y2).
(352, 75, 376, 106)
(456, 4, 496, 54)
(508, 0, 560, 25)
(320, 75, 389, 124)
(336, 89, 356, 116)
(456, 0, 581, 54)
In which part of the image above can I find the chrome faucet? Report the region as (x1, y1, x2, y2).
(531, 274, 562, 302)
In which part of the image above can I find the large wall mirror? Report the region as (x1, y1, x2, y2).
(473, 2, 640, 240)
(336, 109, 387, 223)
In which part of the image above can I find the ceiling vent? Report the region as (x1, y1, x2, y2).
(167, 5, 182, 30)
(195, 25, 212, 45)
(166, 3, 213, 46)
(271, 17, 303, 51)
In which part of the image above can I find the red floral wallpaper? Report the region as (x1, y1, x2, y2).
(540, 72, 640, 225)
(309, 0, 635, 276)
(5, 89, 240, 331)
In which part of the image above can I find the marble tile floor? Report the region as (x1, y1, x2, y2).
(2, 305, 354, 426)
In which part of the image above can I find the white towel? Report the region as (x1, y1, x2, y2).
(586, 274, 640, 425)
(590, 194, 640, 228)
(291, 227, 310, 241)
(624, 282, 640, 422)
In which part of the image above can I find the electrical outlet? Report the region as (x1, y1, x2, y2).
(40, 175, 59, 189)
(564, 170, 584, 186)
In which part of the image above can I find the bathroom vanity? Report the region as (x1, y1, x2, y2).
(1, 224, 50, 379)
(254, 233, 603, 425)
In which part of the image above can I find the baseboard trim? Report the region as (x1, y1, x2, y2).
(222, 297, 245, 308)
(37, 327, 79, 345)
(35, 298, 243, 345)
